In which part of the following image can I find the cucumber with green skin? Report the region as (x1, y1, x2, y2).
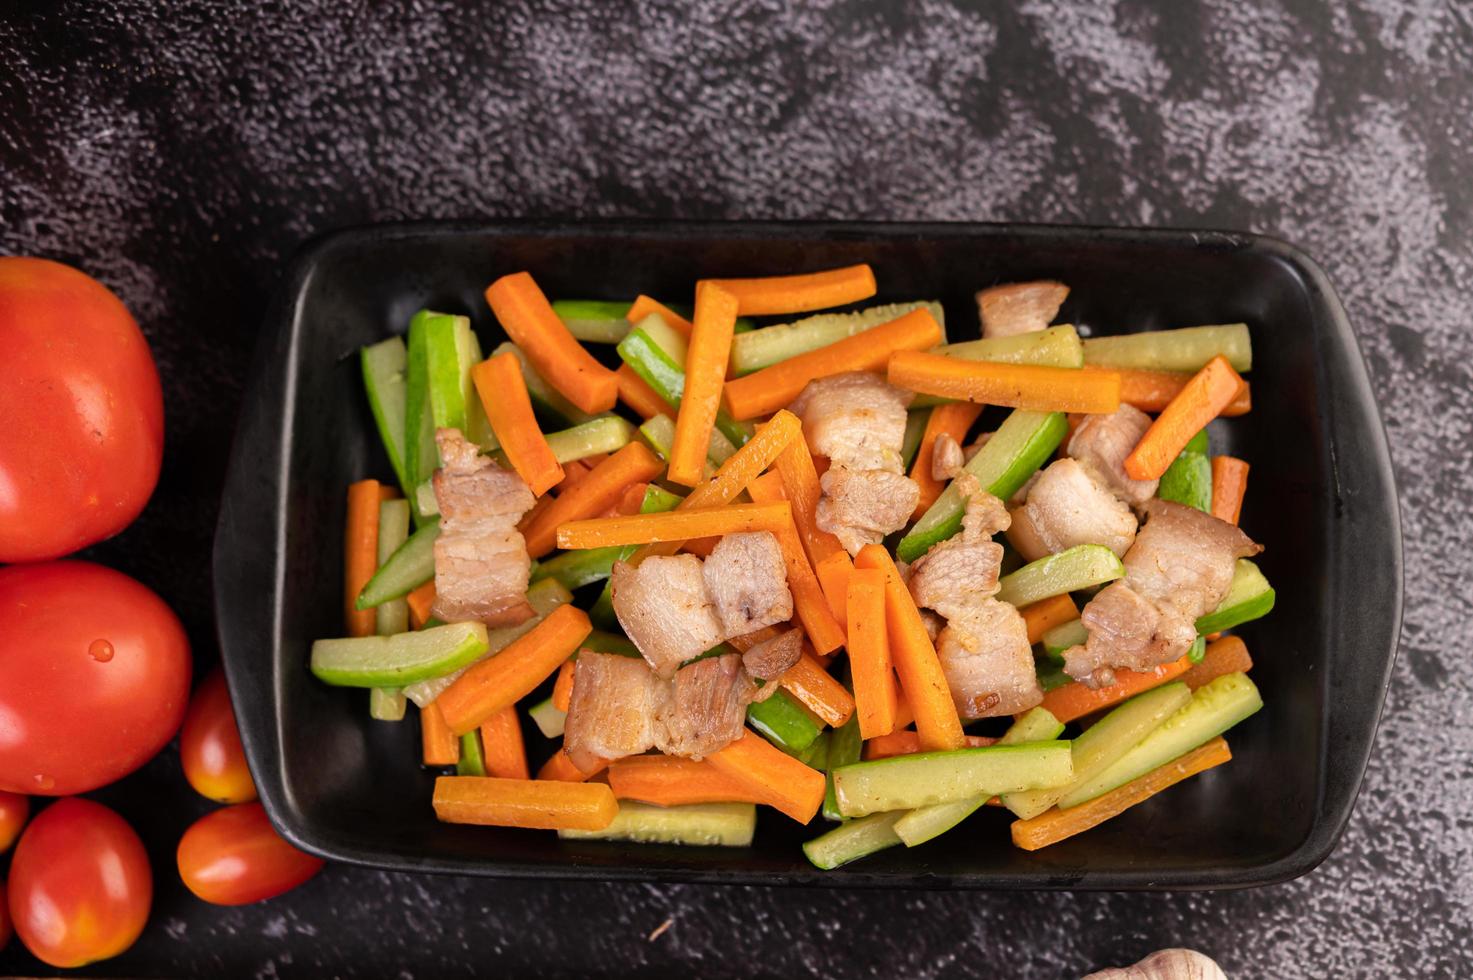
(368, 687, 407, 722)
(1082, 323, 1252, 373)
(552, 299, 635, 344)
(311, 622, 489, 688)
(531, 545, 628, 591)
(899, 409, 1067, 563)
(527, 697, 566, 738)
(803, 811, 906, 870)
(995, 544, 1125, 608)
(456, 731, 486, 776)
(404, 311, 439, 513)
(1058, 672, 1262, 809)
(1042, 618, 1088, 663)
(360, 336, 414, 497)
(1158, 429, 1212, 512)
(911, 325, 1085, 408)
(786, 730, 830, 769)
(822, 715, 862, 822)
(544, 416, 635, 463)
(424, 312, 494, 448)
(729, 300, 945, 376)
(1195, 560, 1275, 634)
(1187, 634, 1207, 663)
(489, 341, 593, 428)
(373, 499, 412, 636)
(900, 408, 930, 471)
(356, 522, 439, 610)
(748, 689, 822, 754)
(637, 413, 733, 472)
(1035, 657, 1072, 692)
(832, 741, 1074, 818)
(560, 801, 757, 846)
(618, 322, 753, 448)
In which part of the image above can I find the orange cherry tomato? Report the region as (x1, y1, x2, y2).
(177, 803, 324, 906)
(180, 668, 257, 803)
(0, 791, 27, 853)
(7, 798, 151, 968)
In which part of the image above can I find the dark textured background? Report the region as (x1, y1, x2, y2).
(1, 1, 1469, 977)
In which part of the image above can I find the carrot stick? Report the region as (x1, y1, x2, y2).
(1083, 366, 1252, 417)
(710, 263, 876, 317)
(607, 755, 768, 806)
(612, 481, 649, 517)
(774, 436, 845, 566)
(1010, 737, 1232, 851)
(1020, 594, 1080, 646)
(892, 688, 915, 730)
(863, 730, 996, 760)
(706, 729, 827, 823)
(521, 441, 664, 557)
(746, 469, 787, 504)
(774, 518, 847, 656)
(474, 351, 565, 496)
(420, 702, 460, 766)
(723, 308, 944, 420)
(1181, 636, 1253, 690)
(616, 363, 676, 419)
(551, 659, 576, 712)
(669, 282, 738, 487)
(814, 550, 853, 629)
(558, 501, 792, 550)
(537, 747, 608, 782)
(406, 582, 437, 630)
(626, 295, 693, 337)
(846, 567, 897, 740)
(436, 605, 593, 735)
(910, 402, 984, 518)
(1038, 655, 1193, 724)
(1210, 456, 1250, 525)
(433, 775, 618, 831)
(854, 545, 966, 751)
(779, 651, 855, 728)
(479, 706, 530, 779)
(888, 351, 1122, 414)
(344, 480, 382, 637)
(485, 272, 619, 414)
(555, 458, 595, 495)
(1124, 356, 1247, 481)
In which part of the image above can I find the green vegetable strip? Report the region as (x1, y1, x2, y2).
(530, 544, 628, 591)
(541, 416, 635, 464)
(373, 499, 411, 637)
(552, 299, 635, 344)
(729, 301, 945, 375)
(559, 801, 757, 846)
(637, 413, 724, 475)
(456, 731, 487, 776)
(310, 622, 490, 688)
(747, 689, 822, 754)
(424, 313, 493, 448)
(822, 715, 863, 822)
(617, 325, 753, 447)
(368, 686, 407, 722)
(803, 811, 906, 870)
(588, 485, 684, 630)
(1081, 323, 1252, 373)
(1042, 618, 1088, 663)
(900, 408, 930, 471)
(404, 311, 438, 515)
(1194, 559, 1275, 634)
(527, 697, 566, 738)
(832, 742, 1074, 817)
(360, 337, 414, 498)
(1157, 429, 1212, 512)
(995, 544, 1125, 608)
(899, 410, 1068, 563)
(356, 523, 440, 609)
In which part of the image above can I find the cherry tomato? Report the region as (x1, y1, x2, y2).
(180, 668, 257, 804)
(0, 791, 27, 853)
(0, 257, 164, 562)
(0, 561, 191, 795)
(8, 798, 151, 967)
(177, 803, 324, 906)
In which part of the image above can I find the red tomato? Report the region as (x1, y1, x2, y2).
(0, 257, 164, 562)
(8, 798, 151, 967)
(177, 803, 324, 906)
(0, 561, 191, 795)
(180, 668, 257, 804)
(0, 791, 27, 853)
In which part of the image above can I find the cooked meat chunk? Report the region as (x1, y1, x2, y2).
(935, 599, 1042, 718)
(740, 627, 803, 681)
(976, 280, 1069, 338)
(702, 531, 793, 637)
(430, 428, 537, 626)
(816, 467, 919, 554)
(563, 652, 667, 773)
(909, 537, 1004, 622)
(956, 476, 1011, 538)
(919, 609, 943, 644)
(1010, 458, 1137, 561)
(1064, 500, 1263, 685)
(1067, 405, 1160, 508)
(611, 556, 725, 678)
(931, 433, 965, 481)
(655, 653, 753, 760)
(791, 372, 913, 472)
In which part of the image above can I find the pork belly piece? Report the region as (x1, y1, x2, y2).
(909, 537, 1004, 623)
(976, 280, 1069, 338)
(430, 428, 537, 626)
(1062, 581, 1197, 688)
(563, 652, 667, 773)
(957, 477, 1011, 538)
(655, 653, 753, 760)
(702, 531, 793, 637)
(936, 598, 1043, 718)
(816, 467, 920, 555)
(740, 627, 804, 682)
(931, 433, 965, 481)
(791, 371, 913, 472)
(1011, 458, 1137, 561)
(1067, 405, 1159, 508)
(611, 556, 726, 678)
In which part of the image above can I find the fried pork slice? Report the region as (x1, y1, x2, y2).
(655, 653, 753, 760)
(1062, 581, 1197, 688)
(791, 371, 913, 472)
(976, 280, 1069, 338)
(1067, 405, 1159, 508)
(931, 433, 966, 481)
(563, 652, 667, 773)
(909, 537, 1005, 623)
(957, 476, 1011, 538)
(936, 599, 1043, 718)
(610, 556, 726, 678)
(740, 627, 803, 682)
(702, 531, 793, 637)
(1011, 458, 1137, 561)
(430, 428, 538, 626)
(816, 467, 920, 555)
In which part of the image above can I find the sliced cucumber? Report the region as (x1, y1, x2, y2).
(424, 312, 493, 448)
(1002, 682, 1192, 819)
(356, 522, 439, 610)
(527, 697, 567, 738)
(543, 416, 635, 464)
(912, 325, 1084, 408)
(1158, 429, 1212, 512)
(822, 715, 862, 822)
(360, 336, 413, 495)
(1042, 618, 1088, 663)
(995, 544, 1125, 608)
(368, 686, 407, 721)
(1187, 634, 1207, 663)
(748, 689, 821, 754)
(729, 301, 945, 375)
(490, 341, 593, 428)
(900, 408, 930, 471)
(803, 811, 906, 870)
(1035, 656, 1073, 692)
(1058, 672, 1262, 809)
(787, 730, 830, 769)
(531, 544, 627, 591)
(1000, 707, 1065, 745)
(415, 479, 439, 518)
(619, 321, 752, 448)
(559, 801, 757, 846)
(832, 741, 1073, 818)
(552, 299, 634, 344)
(373, 499, 412, 636)
(311, 622, 489, 688)
(404, 311, 438, 509)
(456, 731, 487, 776)
(637, 413, 721, 477)
(1195, 559, 1275, 634)
(1082, 323, 1252, 373)
(900, 409, 1067, 562)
